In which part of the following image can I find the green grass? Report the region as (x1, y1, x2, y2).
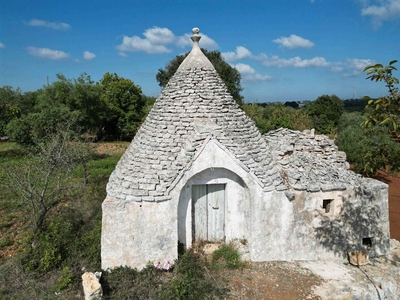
(88, 154, 122, 176)
(0, 142, 25, 163)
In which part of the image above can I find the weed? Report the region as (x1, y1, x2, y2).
(101, 265, 164, 299)
(0, 237, 12, 250)
(160, 250, 228, 299)
(212, 243, 243, 270)
(54, 266, 74, 292)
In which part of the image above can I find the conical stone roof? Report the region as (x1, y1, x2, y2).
(106, 28, 284, 203)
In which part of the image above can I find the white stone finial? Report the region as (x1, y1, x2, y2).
(191, 27, 201, 46)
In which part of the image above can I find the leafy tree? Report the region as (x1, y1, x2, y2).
(35, 73, 103, 134)
(242, 102, 270, 133)
(243, 102, 312, 133)
(0, 86, 22, 136)
(6, 73, 103, 145)
(304, 94, 344, 134)
(336, 113, 369, 173)
(358, 60, 400, 174)
(363, 60, 399, 139)
(156, 49, 244, 106)
(7, 105, 80, 146)
(142, 95, 156, 119)
(98, 72, 146, 140)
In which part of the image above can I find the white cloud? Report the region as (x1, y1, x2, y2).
(261, 55, 329, 68)
(118, 52, 127, 57)
(118, 27, 218, 54)
(222, 46, 252, 62)
(0, 42, 4, 48)
(342, 58, 375, 76)
(273, 34, 315, 49)
(360, 0, 400, 28)
(347, 58, 375, 72)
(234, 63, 272, 82)
(117, 26, 174, 54)
(117, 35, 171, 53)
(177, 33, 218, 50)
(330, 66, 344, 72)
(144, 27, 175, 44)
(27, 19, 71, 30)
(83, 51, 96, 60)
(27, 46, 69, 60)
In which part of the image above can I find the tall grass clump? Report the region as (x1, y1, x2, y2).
(212, 243, 243, 270)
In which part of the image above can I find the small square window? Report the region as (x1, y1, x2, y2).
(362, 237, 372, 250)
(322, 199, 333, 214)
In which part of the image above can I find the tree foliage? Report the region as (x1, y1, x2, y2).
(336, 113, 370, 174)
(243, 102, 311, 133)
(4, 72, 148, 143)
(363, 60, 399, 139)
(98, 72, 146, 140)
(0, 86, 22, 136)
(359, 60, 400, 174)
(303, 94, 344, 134)
(156, 49, 244, 106)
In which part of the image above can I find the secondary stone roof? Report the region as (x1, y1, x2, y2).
(106, 28, 285, 202)
(264, 128, 363, 192)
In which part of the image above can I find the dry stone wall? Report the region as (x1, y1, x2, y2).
(264, 128, 363, 192)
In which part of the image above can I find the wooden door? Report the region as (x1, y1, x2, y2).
(192, 184, 225, 242)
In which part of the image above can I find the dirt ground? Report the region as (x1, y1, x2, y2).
(221, 261, 323, 300)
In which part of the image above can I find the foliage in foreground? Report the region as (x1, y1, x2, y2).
(101, 250, 228, 300)
(363, 60, 399, 140)
(361, 60, 400, 174)
(3, 120, 92, 234)
(0, 141, 119, 298)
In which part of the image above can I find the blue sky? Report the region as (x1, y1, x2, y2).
(0, 0, 399, 102)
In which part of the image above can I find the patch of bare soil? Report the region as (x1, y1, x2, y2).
(93, 141, 130, 156)
(221, 261, 323, 300)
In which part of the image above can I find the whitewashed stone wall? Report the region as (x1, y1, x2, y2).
(249, 178, 390, 262)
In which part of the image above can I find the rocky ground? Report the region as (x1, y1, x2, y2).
(221, 241, 400, 300)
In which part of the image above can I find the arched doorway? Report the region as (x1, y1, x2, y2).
(177, 168, 250, 249)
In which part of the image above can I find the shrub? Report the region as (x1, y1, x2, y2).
(212, 244, 243, 270)
(161, 250, 227, 300)
(54, 266, 74, 292)
(101, 265, 164, 299)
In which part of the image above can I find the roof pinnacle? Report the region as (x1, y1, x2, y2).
(190, 27, 201, 48)
(176, 27, 215, 71)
